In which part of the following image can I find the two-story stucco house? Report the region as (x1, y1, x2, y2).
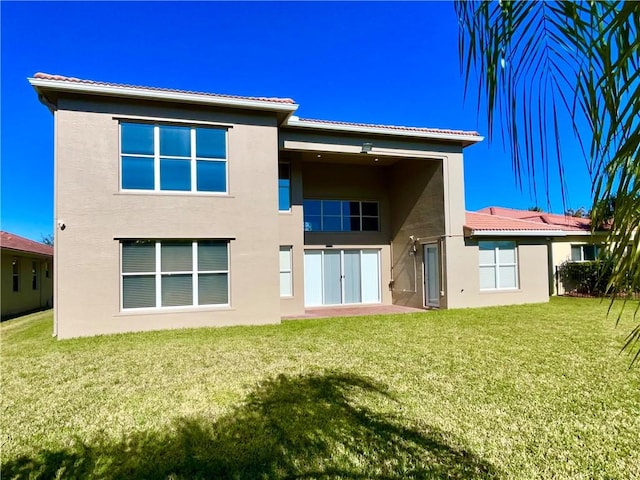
(30, 73, 553, 339)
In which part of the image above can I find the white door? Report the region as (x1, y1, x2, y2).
(304, 249, 380, 306)
(423, 243, 440, 307)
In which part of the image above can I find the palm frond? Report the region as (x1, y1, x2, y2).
(456, 0, 640, 364)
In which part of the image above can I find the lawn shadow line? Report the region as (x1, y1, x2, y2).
(3, 372, 500, 479)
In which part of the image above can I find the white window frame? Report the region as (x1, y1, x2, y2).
(119, 123, 228, 194)
(479, 241, 519, 291)
(120, 240, 230, 311)
(279, 246, 293, 297)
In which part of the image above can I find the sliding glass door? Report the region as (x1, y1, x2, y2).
(304, 249, 380, 306)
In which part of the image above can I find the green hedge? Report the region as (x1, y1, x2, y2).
(558, 260, 613, 295)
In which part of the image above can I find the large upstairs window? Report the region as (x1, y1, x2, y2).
(120, 123, 227, 193)
(303, 200, 379, 232)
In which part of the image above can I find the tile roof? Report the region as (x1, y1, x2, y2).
(477, 206, 592, 232)
(295, 117, 481, 137)
(465, 212, 565, 233)
(32, 72, 297, 105)
(1, 231, 53, 256)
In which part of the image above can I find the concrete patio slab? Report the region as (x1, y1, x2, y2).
(282, 304, 427, 320)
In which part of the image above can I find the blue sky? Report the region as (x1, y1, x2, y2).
(1, 1, 594, 242)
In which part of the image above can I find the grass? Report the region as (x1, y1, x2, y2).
(1, 297, 639, 479)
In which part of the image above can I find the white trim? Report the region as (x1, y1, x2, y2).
(286, 116, 484, 144)
(29, 77, 299, 113)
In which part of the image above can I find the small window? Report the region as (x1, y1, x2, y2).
(32, 261, 38, 290)
(479, 241, 518, 290)
(278, 163, 291, 211)
(571, 244, 601, 262)
(121, 123, 228, 193)
(303, 199, 380, 232)
(280, 246, 293, 297)
(45, 262, 50, 278)
(121, 239, 229, 310)
(12, 259, 20, 292)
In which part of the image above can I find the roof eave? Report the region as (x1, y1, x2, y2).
(28, 77, 300, 114)
(1, 246, 53, 257)
(467, 229, 567, 237)
(286, 117, 484, 146)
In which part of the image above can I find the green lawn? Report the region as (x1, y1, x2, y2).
(2, 298, 639, 479)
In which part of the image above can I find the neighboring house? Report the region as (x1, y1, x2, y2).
(476, 207, 608, 294)
(31, 72, 560, 339)
(1, 231, 53, 319)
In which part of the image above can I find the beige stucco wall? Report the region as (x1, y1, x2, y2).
(1, 251, 53, 318)
(445, 236, 550, 308)
(54, 97, 283, 338)
(388, 159, 446, 308)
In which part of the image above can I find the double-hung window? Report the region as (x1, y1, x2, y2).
(479, 241, 518, 290)
(279, 246, 293, 297)
(303, 200, 379, 232)
(120, 123, 227, 193)
(121, 240, 229, 310)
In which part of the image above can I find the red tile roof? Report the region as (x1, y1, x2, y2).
(1, 231, 53, 257)
(477, 206, 592, 232)
(32, 72, 297, 105)
(295, 117, 481, 137)
(465, 212, 565, 233)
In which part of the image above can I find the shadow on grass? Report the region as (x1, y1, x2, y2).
(3, 372, 499, 479)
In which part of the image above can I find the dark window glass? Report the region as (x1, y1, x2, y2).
(122, 156, 154, 190)
(362, 217, 379, 231)
(198, 241, 228, 271)
(121, 123, 154, 155)
(160, 159, 191, 191)
(161, 274, 193, 306)
(123, 275, 156, 308)
(304, 216, 321, 232)
(323, 201, 341, 216)
(346, 216, 360, 231)
(199, 273, 228, 305)
(196, 128, 226, 158)
(323, 216, 341, 231)
(362, 202, 378, 216)
(196, 160, 226, 192)
(159, 126, 191, 157)
(304, 200, 321, 215)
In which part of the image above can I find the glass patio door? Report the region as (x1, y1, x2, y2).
(423, 243, 440, 307)
(304, 249, 380, 306)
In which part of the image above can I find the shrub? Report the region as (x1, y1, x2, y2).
(558, 259, 613, 296)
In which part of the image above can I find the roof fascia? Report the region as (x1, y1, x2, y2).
(28, 77, 299, 114)
(286, 116, 484, 146)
